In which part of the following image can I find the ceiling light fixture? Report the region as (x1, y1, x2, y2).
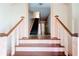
(39, 3, 43, 5)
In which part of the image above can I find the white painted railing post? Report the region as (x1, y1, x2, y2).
(11, 31, 16, 56)
(61, 28, 64, 46)
(16, 27, 19, 46)
(64, 31, 68, 56)
(72, 37, 78, 56)
(0, 37, 8, 56)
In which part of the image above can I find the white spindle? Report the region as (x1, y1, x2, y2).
(72, 37, 78, 56)
(16, 27, 19, 46)
(11, 30, 16, 56)
(0, 37, 7, 56)
(64, 30, 68, 56)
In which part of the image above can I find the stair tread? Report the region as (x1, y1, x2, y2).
(20, 36, 60, 40)
(19, 39, 60, 44)
(15, 36, 65, 56)
(14, 51, 66, 56)
(16, 44, 64, 47)
(21, 37, 60, 40)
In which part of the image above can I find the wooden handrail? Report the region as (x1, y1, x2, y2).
(55, 15, 78, 37)
(0, 16, 24, 37)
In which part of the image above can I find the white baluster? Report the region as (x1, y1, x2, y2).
(19, 20, 22, 39)
(0, 37, 7, 56)
(58, 25, 60, 40)
(16, 27, 19, 46)
(57, 20, 59, 38)
(11, 31, 16, 56)
(64, 30, 68, 56)
(72, 37, 78, 56)
(60, 25, 64, 46)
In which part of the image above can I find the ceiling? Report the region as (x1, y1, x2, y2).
(29, 3, 51, 20)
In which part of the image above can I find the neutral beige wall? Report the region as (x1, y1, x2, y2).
(24, 3, 29, 38)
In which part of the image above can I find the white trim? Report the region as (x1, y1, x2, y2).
(19, 40, 60, 44)
(16, 47, 64, 52)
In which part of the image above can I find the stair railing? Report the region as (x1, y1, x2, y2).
(0, 16, 26, 56)
(55, 15, 78, 56)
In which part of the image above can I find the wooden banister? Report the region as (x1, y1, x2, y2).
(0, 33, 7, 37)
(0, 16, 24, 37)
(55, 15, 78, 37)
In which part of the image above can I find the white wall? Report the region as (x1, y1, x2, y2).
(0, 3, 26, 33)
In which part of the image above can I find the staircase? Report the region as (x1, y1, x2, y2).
(30, 18, 39, 35)
(14, 37, 66, 56)
(0, 16, 77, 56)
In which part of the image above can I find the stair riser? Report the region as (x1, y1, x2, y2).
(14, 52, 65, 56)
(19, 40, 60, 44)
(16, 47, 64, 52)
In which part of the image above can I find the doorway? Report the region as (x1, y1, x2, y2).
(28, 3, 51, 38)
